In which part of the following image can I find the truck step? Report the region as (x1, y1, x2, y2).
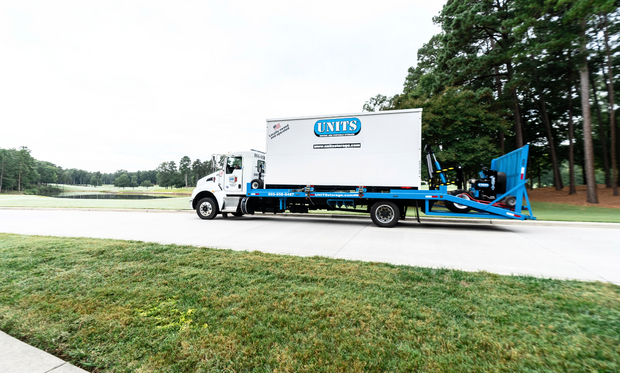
(221, 197, 241, 212)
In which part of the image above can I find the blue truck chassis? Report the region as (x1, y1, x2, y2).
(242, 145, 535, 227)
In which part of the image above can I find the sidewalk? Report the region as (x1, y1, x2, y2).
(0, 331, 87, 373)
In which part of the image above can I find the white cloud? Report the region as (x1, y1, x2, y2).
(0, 0, 445, 172)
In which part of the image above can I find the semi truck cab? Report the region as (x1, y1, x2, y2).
(190, 149, 265, 218)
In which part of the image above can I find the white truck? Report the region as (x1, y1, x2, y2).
(190, 108, 535, 227)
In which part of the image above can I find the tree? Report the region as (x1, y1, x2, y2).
(382, 87, 506, 180)
(367, 0, 619, 207)
(179, 156, 191, 188)
(602, 11, 618, 195)
(578, 16, 599, 203)
(431, 0, 525, 148)
(141, 180, 152, 188)
(36, 161, 59, 185)
(568, 81, 577, 194)
(15, 147, 35, 192)
(114, 174, 130, 189)
(156, 161, 181, 189)
(363, 94, 391, 112)
(0, 148, 14, 194)
(192, 158, 202, 186)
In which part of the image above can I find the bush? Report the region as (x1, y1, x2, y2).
(37, 185, 61, 196)
(22, 185, 61, 196)
(23, 188, 38, 195)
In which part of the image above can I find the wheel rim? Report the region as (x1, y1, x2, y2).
(453, 193, 471, 210)
(252, 182, 258, 189)
(375, 205, 394, 224)
(199, 201, 212, 216)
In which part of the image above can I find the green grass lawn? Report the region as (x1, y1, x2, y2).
(48, 184, 193, 195)
(529, 201, 620, 223)
(0, 234, 618, 372)
(0, 195, 191, 210)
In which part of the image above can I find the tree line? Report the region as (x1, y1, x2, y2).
(155, 156, 216, 189)
(0, 146, 216, 193)
(365, 0, 619, 203)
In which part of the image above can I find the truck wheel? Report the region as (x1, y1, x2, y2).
(196, 197, 218, 220)
(251, 179, 264, 189)
(241, 197, 255, 215)
(370, 200, 399, 228)
(445, 190, 473, 213)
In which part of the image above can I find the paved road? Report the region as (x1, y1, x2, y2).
(0, 209, 618, 284)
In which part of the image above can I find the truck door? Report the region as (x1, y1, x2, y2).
(224, 155, 244, 193)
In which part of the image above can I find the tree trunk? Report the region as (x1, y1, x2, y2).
(513, 95, 524, 148)
(603, 14, 618, 196)
(582, 160, 587, 185)
(617, 112, 620, 188)
(492, 39, 505, 154)
(579, 18, 599, 204)
(536, 81, 563, 190)
(507, 62, 524, 148)
(590, 70, 611, 187)
(568, 83, 576, 195)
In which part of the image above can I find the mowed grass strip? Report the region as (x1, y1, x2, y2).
(0, 234, 619, 372)
(0, 195, 191, 210)
(529, 201, 620, 223)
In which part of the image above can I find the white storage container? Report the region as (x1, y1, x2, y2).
(265, 109, 422, 188)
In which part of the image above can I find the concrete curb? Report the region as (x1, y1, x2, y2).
(1, 206, 618, 229)
(0, 331, 87, 373)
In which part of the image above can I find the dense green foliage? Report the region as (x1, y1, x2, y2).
(366, 0, 620, 194)
(0, 234, 618, 372)
(155, 158, 215, 189)
(0, 145, 215, 193)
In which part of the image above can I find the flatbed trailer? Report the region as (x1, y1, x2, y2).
(242, 145, 535, 227)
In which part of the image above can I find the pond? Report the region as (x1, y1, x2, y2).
(51, 193, 174, 200)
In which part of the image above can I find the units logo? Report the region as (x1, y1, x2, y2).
(314, 118, 361, 137)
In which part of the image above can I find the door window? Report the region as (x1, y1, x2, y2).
(226, 156, 243, 174)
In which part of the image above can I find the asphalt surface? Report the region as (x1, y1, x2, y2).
(1, 208, 619, 284)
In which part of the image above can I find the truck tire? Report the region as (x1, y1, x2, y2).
(370, 200, 399, 228)
(241, 197, 255, 215)
(196, 197, 218, 220)
(445, 190, 473, 213)
(251, 179, 264, 189)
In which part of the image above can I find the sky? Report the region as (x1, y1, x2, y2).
(1, 0, 446, 173)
